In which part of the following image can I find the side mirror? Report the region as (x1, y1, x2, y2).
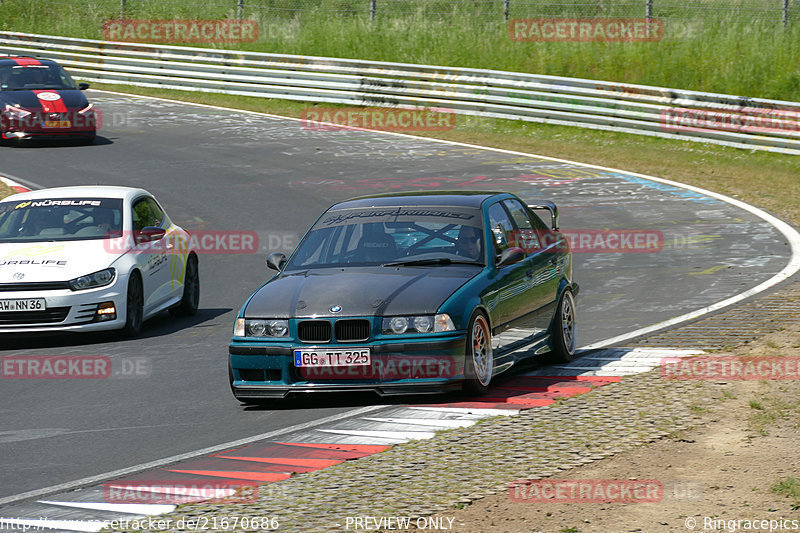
(528, 201, 559, 230)
(78, 82, 90, 91)
(266, 252, 286, 272)
(136, 226, 166, 244)
(496, 246, 525, 267)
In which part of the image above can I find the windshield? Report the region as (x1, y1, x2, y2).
(285, 206, 486, 269)
(0, 198, 123, 243)
(0, 64, 79, 91)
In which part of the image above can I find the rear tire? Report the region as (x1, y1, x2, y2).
(121, 272, 144, 338)
(170, 254, 199, 317)
(462, 311, 493, 396)
(549, 289, 577, 363)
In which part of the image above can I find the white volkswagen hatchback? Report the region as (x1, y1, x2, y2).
(0, 186, 198, 336)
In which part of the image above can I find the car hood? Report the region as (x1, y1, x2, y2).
(0, 240, 119, 283)
(245, 265, 482, 318)
(0, 89, 89, 110)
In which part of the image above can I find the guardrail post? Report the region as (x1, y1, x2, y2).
(238, 0, 245, 20)
(783, 0, 790, 27)
(504, 0, 510, 21)
(370, 0, 377, 20)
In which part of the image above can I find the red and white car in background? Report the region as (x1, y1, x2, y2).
(0, 56, 96, 143)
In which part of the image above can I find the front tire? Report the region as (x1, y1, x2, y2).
(549, 289, 577, 363)
(463, 311, 493, 396)
(170, 254, 199, 317)
(121, 272, 144, 338)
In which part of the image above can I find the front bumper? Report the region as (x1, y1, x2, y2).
(0, 278, 126, 334)
(2, 114, 96, 141)
(229, 335, 467, 399)
(2, 129, 96, 141)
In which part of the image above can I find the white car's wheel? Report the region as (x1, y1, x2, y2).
(121, 272, 144, 337)
(170, 254, 199, 317)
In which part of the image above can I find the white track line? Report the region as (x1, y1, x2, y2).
(316, 429, 437, 441)
(38, 500, 175, 515)
(361, 417, 476, 428)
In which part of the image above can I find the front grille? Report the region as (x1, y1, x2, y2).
(298, 320, 332, 343)
(0, 307, 70, 325)
(335, 319, 371, 342)
(0, 282, 71, 292)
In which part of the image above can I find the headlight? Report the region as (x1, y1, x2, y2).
(68, 268, 115, 291)
(382, 313, 455, 334)
(235, 318, 290, 338)
(3, 104, 32, 120)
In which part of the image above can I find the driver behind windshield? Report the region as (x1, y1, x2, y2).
(454, 225, 483, 261)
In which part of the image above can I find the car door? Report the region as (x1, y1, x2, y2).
(483, 201, 532, 332)
(131, 196, 173, 313)
(501, 198, 560, 332)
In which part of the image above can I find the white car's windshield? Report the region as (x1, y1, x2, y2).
(0, 198, 123, 242)
(286, 206, 485, 269)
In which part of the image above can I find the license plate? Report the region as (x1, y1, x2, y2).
(294, 348, 371, 367)
(0, 298, 46, 312)
(44, 120, 71, 128)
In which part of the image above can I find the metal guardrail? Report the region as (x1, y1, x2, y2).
(2, 31, 799, 155)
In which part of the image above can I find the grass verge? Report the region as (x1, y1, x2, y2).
(1, 2, 800, 101)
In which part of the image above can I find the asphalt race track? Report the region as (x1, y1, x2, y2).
(0, 91, 793, 501)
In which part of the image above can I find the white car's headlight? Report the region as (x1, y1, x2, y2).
(235, 318, 290, 338)
(69, 268, 116, 291)
(382, 313, 455, 334)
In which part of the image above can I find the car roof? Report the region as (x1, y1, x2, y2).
(0, 56, 60, 67)
(331, 191, 509, 210)
(2, 185, 151, 203)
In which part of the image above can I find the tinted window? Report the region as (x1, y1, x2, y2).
(503, 198, 541, 253)
(0, 198, 123, 242)
(286, 206, 484, 269)
(132, 197, 164, 231)
(0, 64, 78, 91)
(487, 203, 516, 255)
